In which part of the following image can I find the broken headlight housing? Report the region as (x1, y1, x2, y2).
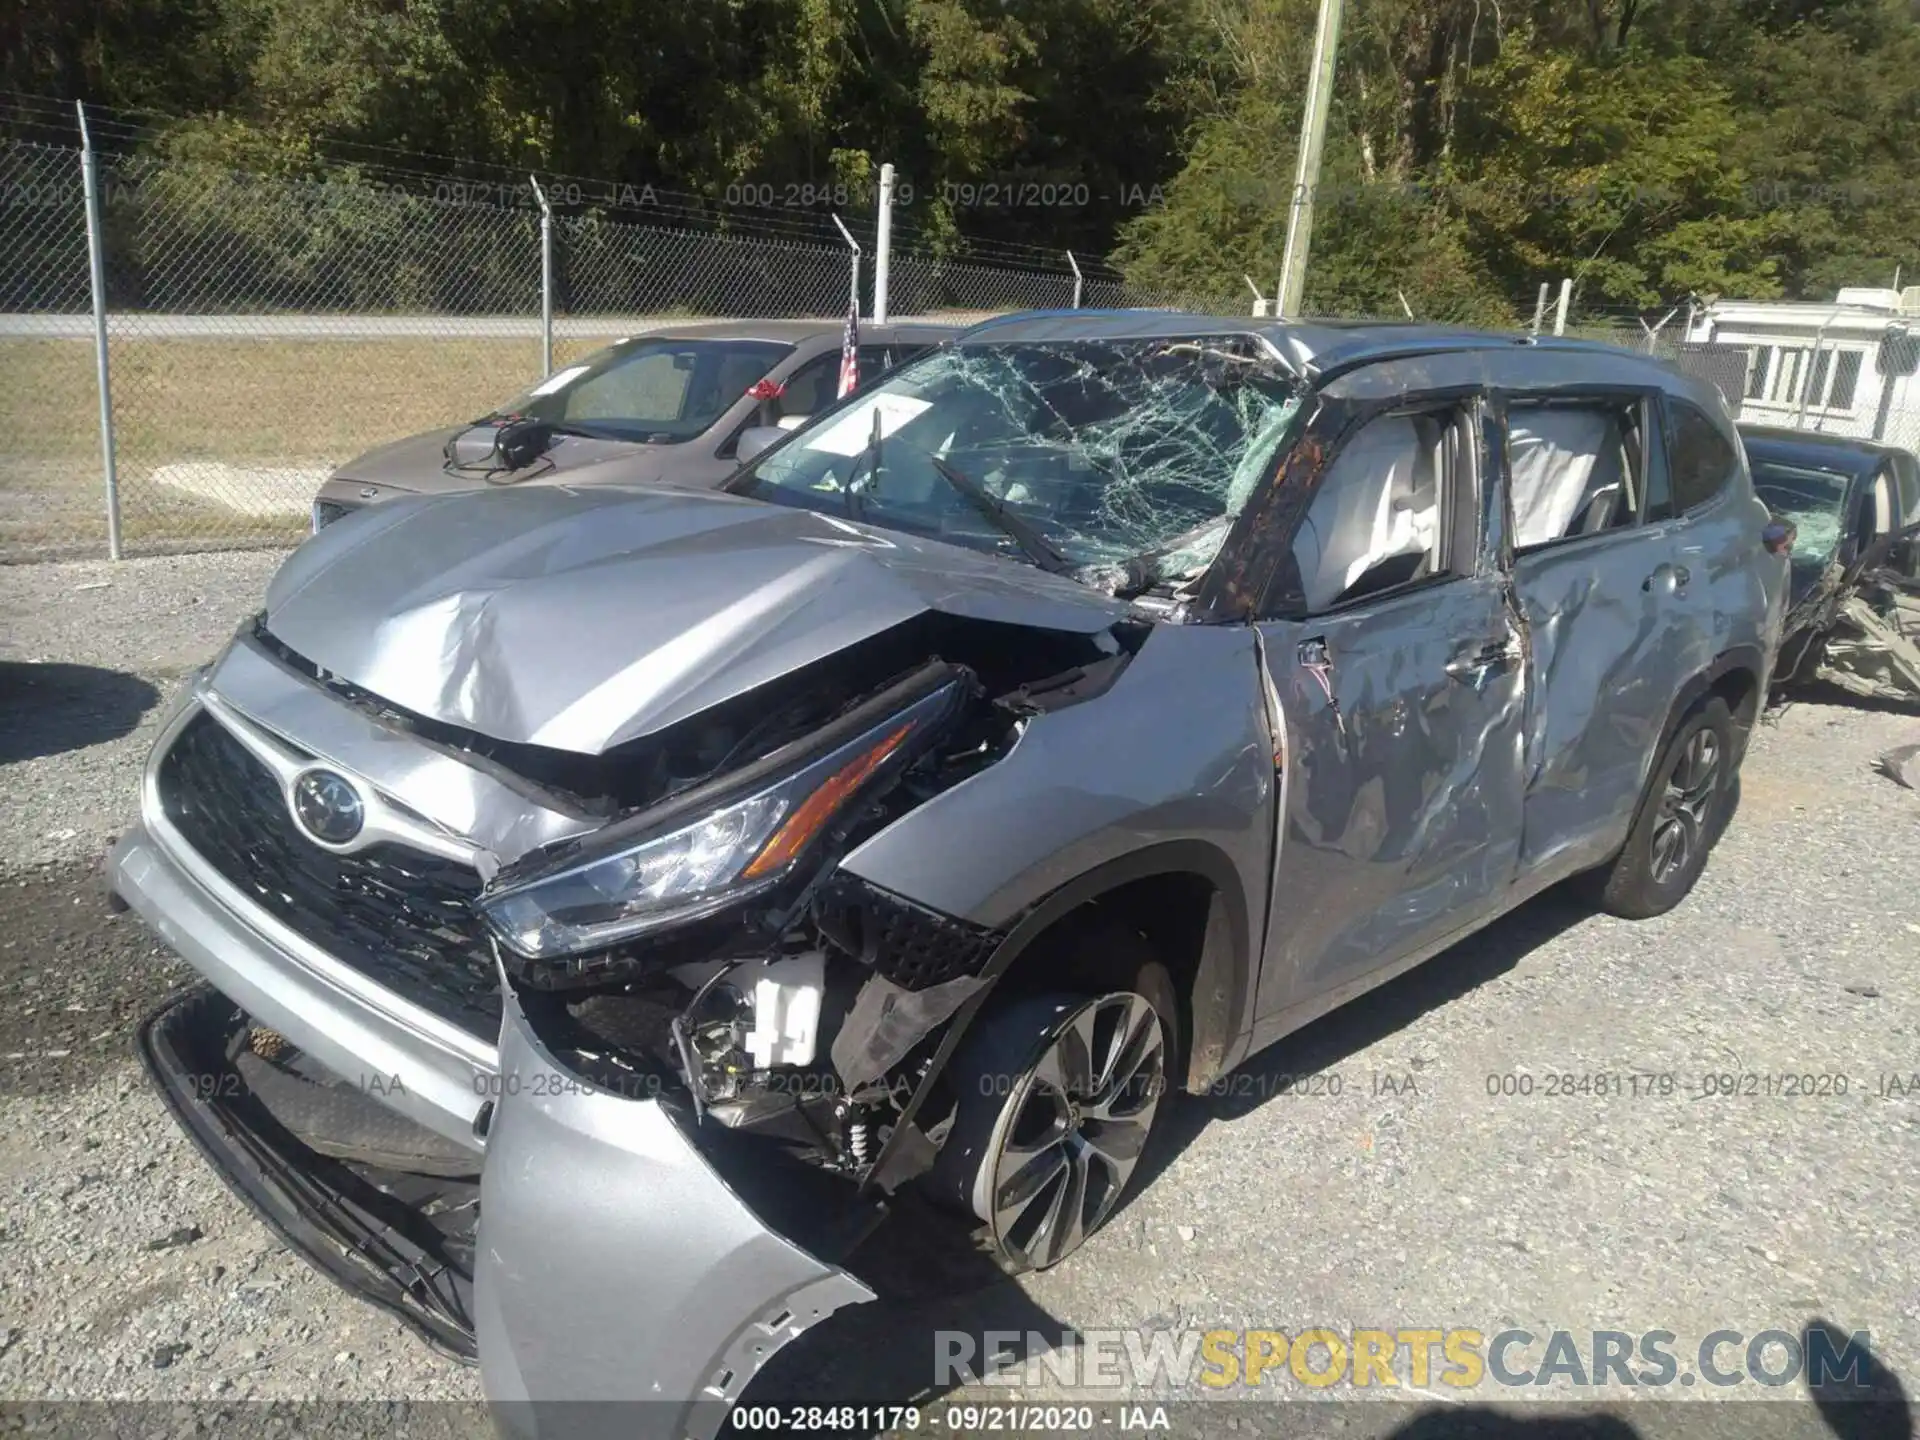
(480, 665, 969, 961)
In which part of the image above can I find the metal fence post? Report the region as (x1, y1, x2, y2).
(1640, 304, 1679, 355)
(872, 164, 894, 324)
(1794, 309, 1842, 430)
(531, 175, 553, 378)
(76, 102, 122, 560)
(831, 214, 862, 319)
(1066, 251, 1083, 310)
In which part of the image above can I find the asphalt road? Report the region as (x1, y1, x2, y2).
(1, 549, 1917, 1439)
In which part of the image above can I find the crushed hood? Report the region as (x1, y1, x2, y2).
(262, 486, 1131, 754)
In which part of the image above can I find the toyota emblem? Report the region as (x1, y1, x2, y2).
(291, 769, 365, 845)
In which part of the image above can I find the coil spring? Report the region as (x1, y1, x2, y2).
(846, 1119, 872, 1167)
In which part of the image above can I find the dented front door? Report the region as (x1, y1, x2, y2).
(1252, 568, 1527, 1022)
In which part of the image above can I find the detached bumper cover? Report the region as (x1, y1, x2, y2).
(136, 984, 480, 1357)
(477, 989, 875, 1439)
(138, 986, 876, 1439)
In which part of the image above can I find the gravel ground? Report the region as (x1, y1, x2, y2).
(1, 549, 1917, 1436)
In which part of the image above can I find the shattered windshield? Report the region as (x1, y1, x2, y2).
(1752, 460, 1851, 571)
(728, 336, 1303, 586)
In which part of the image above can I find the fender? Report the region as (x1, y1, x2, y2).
(862, 840, 1256, 1192)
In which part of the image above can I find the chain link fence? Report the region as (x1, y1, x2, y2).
(18, 131, 1909, 563)
(1, 141, 95, 557)
(1660, 332, 1920, 459)
(1, 133, 1244, 561)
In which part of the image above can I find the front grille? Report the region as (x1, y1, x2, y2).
(157, 710, 502, 1038)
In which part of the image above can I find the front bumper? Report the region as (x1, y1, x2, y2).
(110, 820, 495, 1151)
(115, 813, 874, 1435)
(132, 978, 874, 1439)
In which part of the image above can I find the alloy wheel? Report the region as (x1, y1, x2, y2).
(1649, 727, 1722, 885)
(977, 992, 1167, 1270)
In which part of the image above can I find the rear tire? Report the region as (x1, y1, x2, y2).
(928, 921, 1177, 1274)
(1591, 695, 1735, 919)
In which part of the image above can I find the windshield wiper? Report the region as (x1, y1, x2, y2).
(476, 412, 622, 441)
(842, 407, 883, 523)
(920, 451, 1075, 574)
(1083, 514, 1234, 597)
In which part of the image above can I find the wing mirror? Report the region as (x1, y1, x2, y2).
(736, 426, 788, 464)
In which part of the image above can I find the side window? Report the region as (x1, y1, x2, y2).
(722, 354, 841, 456)
(1663, 399, 1740, 513)
(1506, 398, 1644, 550)
(773, 355, 839, 423)
(1891, 458, 1920, 531)
(1290, 408, 1462, 613)
(1856, 468, 1894, 550)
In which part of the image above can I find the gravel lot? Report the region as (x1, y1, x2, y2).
(1, 549, 1917, 1436)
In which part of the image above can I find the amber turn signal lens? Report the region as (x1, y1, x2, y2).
(740, 722, 915, 880)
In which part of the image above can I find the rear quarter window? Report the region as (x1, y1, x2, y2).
(1663, 400, 1740, 514)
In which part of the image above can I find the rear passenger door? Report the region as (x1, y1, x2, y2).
(1503, 390, 1705, 881)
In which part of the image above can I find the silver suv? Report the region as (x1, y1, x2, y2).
(112, 313, 1787, 1438)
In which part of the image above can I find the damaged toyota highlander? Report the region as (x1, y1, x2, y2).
(110, 313, 1786, 1437)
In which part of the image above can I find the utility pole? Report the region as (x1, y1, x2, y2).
(1275, 0, 1345, 319)
(872, 163, 895, 324)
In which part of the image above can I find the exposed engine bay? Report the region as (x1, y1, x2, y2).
(252, 606, 1146, 1195)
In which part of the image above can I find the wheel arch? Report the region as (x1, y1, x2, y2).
(1662, 644, 1765, 766)
(977, 843, 1254, 1094)
(866, 841, 1256, 1192)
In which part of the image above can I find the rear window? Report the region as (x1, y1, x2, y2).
(1664, 401, 1739, 513)
(497, 338, 793, 442)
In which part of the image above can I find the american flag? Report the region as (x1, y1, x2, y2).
(836, 301, 859, 399)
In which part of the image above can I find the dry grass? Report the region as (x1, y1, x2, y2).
(0, 336, 549, 559)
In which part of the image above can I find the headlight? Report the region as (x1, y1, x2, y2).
(480, 667, 967, 960)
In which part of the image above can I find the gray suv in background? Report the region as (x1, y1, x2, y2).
(311, 318, 955, 528)
(111, 313, 1786, 1438)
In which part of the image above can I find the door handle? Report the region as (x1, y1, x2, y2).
(1643, 564, 1681, 593)
(1446, 639, 1519, 682)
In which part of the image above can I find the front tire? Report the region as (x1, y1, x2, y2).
(930, 927, 1176, 1273)
(1593, 695, 1735, 919)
